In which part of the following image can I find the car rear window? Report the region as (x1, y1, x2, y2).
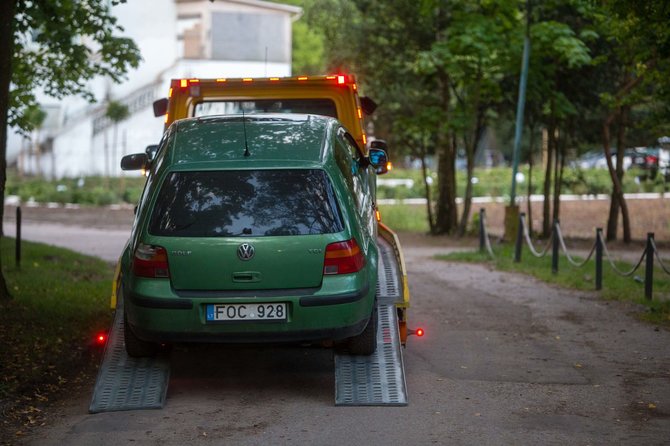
(194, 99, 338, 119)
(149, 169, 343, 237)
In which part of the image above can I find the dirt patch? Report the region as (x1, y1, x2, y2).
(477, 197, 670, 243)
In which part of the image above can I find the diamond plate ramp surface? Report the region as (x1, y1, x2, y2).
(89, 296, 170, 413)
(334, 238, 408, 406)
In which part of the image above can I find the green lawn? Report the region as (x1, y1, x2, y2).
(437, 244, 670, 325)
(0, 238, 113, 436)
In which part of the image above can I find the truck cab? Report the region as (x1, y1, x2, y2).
(152, 74, 379, 154)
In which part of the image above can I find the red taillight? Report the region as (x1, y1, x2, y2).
(337, 75, 346, 85)
(646, 155, 658, 164)
(133, 243, 170, 278)
(96, 333, 107, 345)
(324, 239, 366, 275)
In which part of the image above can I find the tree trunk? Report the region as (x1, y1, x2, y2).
(553, 133, 566, 223)
(419, 143, 436, 234)
(542, 119, 555, 238)
(617, 106, 631, 242)
(0, 0, 17, 299)
(436, 137, 457, 234)
(526, 122, 537, 235)
(435, 72, 457, 234)
(458, 136, 475, 236)
(603, 108, 631, 242)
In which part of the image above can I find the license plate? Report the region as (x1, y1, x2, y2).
(206, 303, 287, 322)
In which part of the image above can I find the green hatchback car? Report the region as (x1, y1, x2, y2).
(119, 114, 388, 357)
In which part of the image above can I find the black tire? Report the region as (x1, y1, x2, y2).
(347, 305, 378, 356)
(124, 312, 159, 358)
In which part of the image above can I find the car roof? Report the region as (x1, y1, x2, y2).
(168, 114, 336, 166)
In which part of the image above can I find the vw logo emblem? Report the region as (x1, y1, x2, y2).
(237, 243, 255, 261)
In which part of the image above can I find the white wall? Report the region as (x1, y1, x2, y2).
(8, 0, 297, 179)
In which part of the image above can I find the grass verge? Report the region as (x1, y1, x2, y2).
(0, 238, 113, 441)
(378, 204, 430, 233)
(436, 244, 670, 326)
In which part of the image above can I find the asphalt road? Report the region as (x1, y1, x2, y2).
(8, 212, 670, 445)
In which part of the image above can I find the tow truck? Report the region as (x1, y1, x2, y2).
(90, 75, 415, 412)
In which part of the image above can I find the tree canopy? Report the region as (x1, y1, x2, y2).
(0, 0, 141, 299)
(9, 0, 141, 133)
(295, 0, 670, 239)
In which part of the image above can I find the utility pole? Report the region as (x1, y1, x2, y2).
(504, 0, 532, 241)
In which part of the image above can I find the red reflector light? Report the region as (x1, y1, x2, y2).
(337, 75, 346, 85)
(324, 239, 366, 275)
(179, 79, 187, 88)
(416, 328, 425, 337)
(95, 332, 107, 345)
(133, 243, 170, 278)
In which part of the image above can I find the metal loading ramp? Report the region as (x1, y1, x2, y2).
(334, 237, 408, 406)
(89, 296, 170, 413)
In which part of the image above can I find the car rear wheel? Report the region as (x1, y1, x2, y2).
(124, 312, 159, 358)
(346, 305, 377, 356)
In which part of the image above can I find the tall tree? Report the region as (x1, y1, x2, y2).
(0, 0, 140, 299)
(519, 3, 593, 237)
(595, 0, 670, 242)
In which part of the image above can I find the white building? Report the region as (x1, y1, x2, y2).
(8, 0, 301, 179)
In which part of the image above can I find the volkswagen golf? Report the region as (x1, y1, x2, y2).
(119, 114, 388, 357)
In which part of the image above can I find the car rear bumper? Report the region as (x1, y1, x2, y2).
(127, 314, 370, 344)
(123, 277, 375, 344)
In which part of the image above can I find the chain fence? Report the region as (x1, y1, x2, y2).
(478, 208, 670, 300)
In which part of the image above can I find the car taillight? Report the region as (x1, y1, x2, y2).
(133, 243, 170, 278)
(646, 155, 658, 165)
(323, 239, 365, 275)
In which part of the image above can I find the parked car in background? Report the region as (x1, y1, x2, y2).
(119, 114, 389, 357)
(574, 149, 636, 170)
(630, 147, 670, 180)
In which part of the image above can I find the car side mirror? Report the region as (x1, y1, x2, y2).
(368, 147, 389, 175)
(145, 144, 159, 161)
(121, 153, 149, 171)
(153, 98, 168, 117)
(360, 96, 378, 115)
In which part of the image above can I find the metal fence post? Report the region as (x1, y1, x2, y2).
(595, 228, 603, 291)
(479, 208, 485, 253)
(551, 219, 559, 274)
(514, 213, 524, 263)
(645, 232, 654, 300)
(16, 206, 22, 269)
